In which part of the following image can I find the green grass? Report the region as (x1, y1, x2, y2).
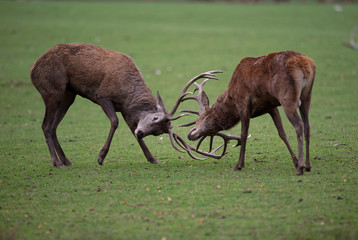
(1, 1, 357, 239)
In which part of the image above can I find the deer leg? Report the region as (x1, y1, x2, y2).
(299, 101, 311, 172)
(233, 115, 250, 171)
(51, 91, 76, 166)
(283, 108, 305, 175)
(97, 99, 118, 165)
(137, 138, 160, 164)
(123, 117, 159, 164)
(269, 108, 298, 168)
(42, 98, 63, 168)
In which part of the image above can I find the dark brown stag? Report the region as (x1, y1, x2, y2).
(187, 51, 316, 175)
(31, 43, 233, 167)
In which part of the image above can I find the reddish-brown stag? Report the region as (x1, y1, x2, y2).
(187, 51, 316, 175)
(31, 43, 226, 167)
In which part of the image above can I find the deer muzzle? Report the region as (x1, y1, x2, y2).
(187, 128, 200, 141)
(135, 129, 145, 139)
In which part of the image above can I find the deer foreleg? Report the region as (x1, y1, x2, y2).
(269, 108, 298, 168)
(137, 138, 159, 164)
(97, 99, 118, 165)
(233, 115, 250, 171)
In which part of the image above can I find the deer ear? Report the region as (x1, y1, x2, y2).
(202, 91, 210, 111)
(156, 91, 167, 113)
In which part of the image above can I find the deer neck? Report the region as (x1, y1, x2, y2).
(211, 90, 240, 131)
(120, 94, 158, 132)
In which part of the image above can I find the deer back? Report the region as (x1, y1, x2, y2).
(31, 43, 157, 115)
(227, 51, 315, 117)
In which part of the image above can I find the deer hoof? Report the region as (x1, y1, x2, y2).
(53, 159, 64, 168)
(97, 157, 104, 165)
(150, 159, 160, 164)
(232, 166, 242, 171)
(63, 159, 73, 166)
(296, 167, 304, 175)
(54, 163, 64, 168)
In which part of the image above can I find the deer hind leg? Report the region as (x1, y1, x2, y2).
(299, 96, 312, 172)
(97, 99, 118, 165)
(42, 97, 64, 168)
(51, 91, 76, 166)
(282, 106, 305, 175)
(269, 108, 298, 168)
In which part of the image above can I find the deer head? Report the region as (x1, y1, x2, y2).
(187, 108, 222, 141)
(135, 93, 171, 139)
(165, 71, 242, 160)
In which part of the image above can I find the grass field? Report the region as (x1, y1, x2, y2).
(1, 1, 358, 239)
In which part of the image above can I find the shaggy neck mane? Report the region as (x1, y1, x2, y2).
(120, 84, 158, 130)
(210, 89, 240, 131)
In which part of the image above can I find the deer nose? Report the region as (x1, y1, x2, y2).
(187, 133, 193, 141)
(136, 130, 144, 139)
(187, 129, 195, 141)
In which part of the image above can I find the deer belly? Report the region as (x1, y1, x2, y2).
(250, 96, 280, 118)
(68, 82, 99, 103)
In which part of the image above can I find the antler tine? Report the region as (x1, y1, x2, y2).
(178, 121, 196, 128)
(169, 113, 189, 121)
(168, 129, 185, 153)
(177, 110, 199, 127)
(168, 128, 207, 160)
(168, 70, 222, 117)
(178, 79, 211, 117)
(196, 136, 207, 152)
(173, 133, 207, 161)
(191, 133, 244, 159)
(180, 110, 199, 115)
(209, 136, 214, 152)
(196, 135, 227, 158)
(215, 132, 244, 147)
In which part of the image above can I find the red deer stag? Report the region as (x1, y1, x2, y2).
(187, 51, 316, 175)
(31, 43, 234, 167)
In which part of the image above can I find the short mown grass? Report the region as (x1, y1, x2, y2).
(0, 1, 357, 239)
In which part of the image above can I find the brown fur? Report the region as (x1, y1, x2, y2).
(188, 51, 316, 175)
(31, 43, 171, 167)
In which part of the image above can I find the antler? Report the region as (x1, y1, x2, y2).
(168, 70, 245, 160)
(168, 70, 222, 118)
(169, 130, 244, 160)
(167, 70, 221, 154)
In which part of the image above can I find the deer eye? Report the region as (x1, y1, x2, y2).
(153, 117, 159, 121)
